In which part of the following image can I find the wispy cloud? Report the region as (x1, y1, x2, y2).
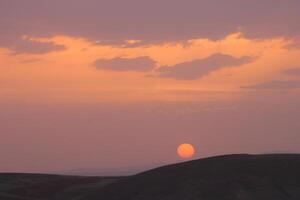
(243, 80, 300, 90)
(157, 54, 253, 80)
(10, 38, 65, 54)
(285, 68, 300, 76)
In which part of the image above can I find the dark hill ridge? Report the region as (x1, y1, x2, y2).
(0, 173, 120, 200)
(83, 154, 300, 200)
(1, 154, 300, 200)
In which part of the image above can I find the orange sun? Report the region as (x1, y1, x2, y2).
(177, 143, 195, 159)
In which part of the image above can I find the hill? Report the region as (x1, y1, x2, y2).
(0, 173, 120, 200)
(82, 154, 300, 200)
(1, 154, 300, 200)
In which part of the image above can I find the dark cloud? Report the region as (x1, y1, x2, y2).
(243, 80, 300, 90)
(10, 38, 65, 54)
(94, 57, 155, 72)
(157, 54, 253, 80)
(0, 0, 300, 49)
(95, 39, 145, 48)
(285, 68, 300, 76)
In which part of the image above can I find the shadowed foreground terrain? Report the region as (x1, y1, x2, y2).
(1, 154, 300, 200)
(0, 174, 120, 200)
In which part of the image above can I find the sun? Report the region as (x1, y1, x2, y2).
(177, 143, 195, 159)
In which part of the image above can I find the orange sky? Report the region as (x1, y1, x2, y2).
(1, 32, 299, 103)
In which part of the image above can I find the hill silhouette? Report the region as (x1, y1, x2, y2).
(1, 154, 300, 200)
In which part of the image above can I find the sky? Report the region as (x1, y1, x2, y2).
(1, 0, 300, 175)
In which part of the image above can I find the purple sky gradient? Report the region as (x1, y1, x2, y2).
(1, 92, 300, 174)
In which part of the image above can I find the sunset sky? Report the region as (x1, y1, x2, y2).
(1, 0, 300, 174)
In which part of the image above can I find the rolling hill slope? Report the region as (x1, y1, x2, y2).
(1, 154, 300, 200)
(82, 154, 300, 200)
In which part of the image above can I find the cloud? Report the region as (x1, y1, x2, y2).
(1, 0, 300, 49)
(10, 38, 65, 54)
(157, 54, 253, 80)
(243, 80, 300, 90)
(285, 68, 300, 76)
(95, 39, 145, 48)
(94, 56, 156, 72)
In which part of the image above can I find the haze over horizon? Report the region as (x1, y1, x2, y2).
(1, 0, 300, 175)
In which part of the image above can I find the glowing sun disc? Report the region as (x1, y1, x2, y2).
(177, 143, 195, 159)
